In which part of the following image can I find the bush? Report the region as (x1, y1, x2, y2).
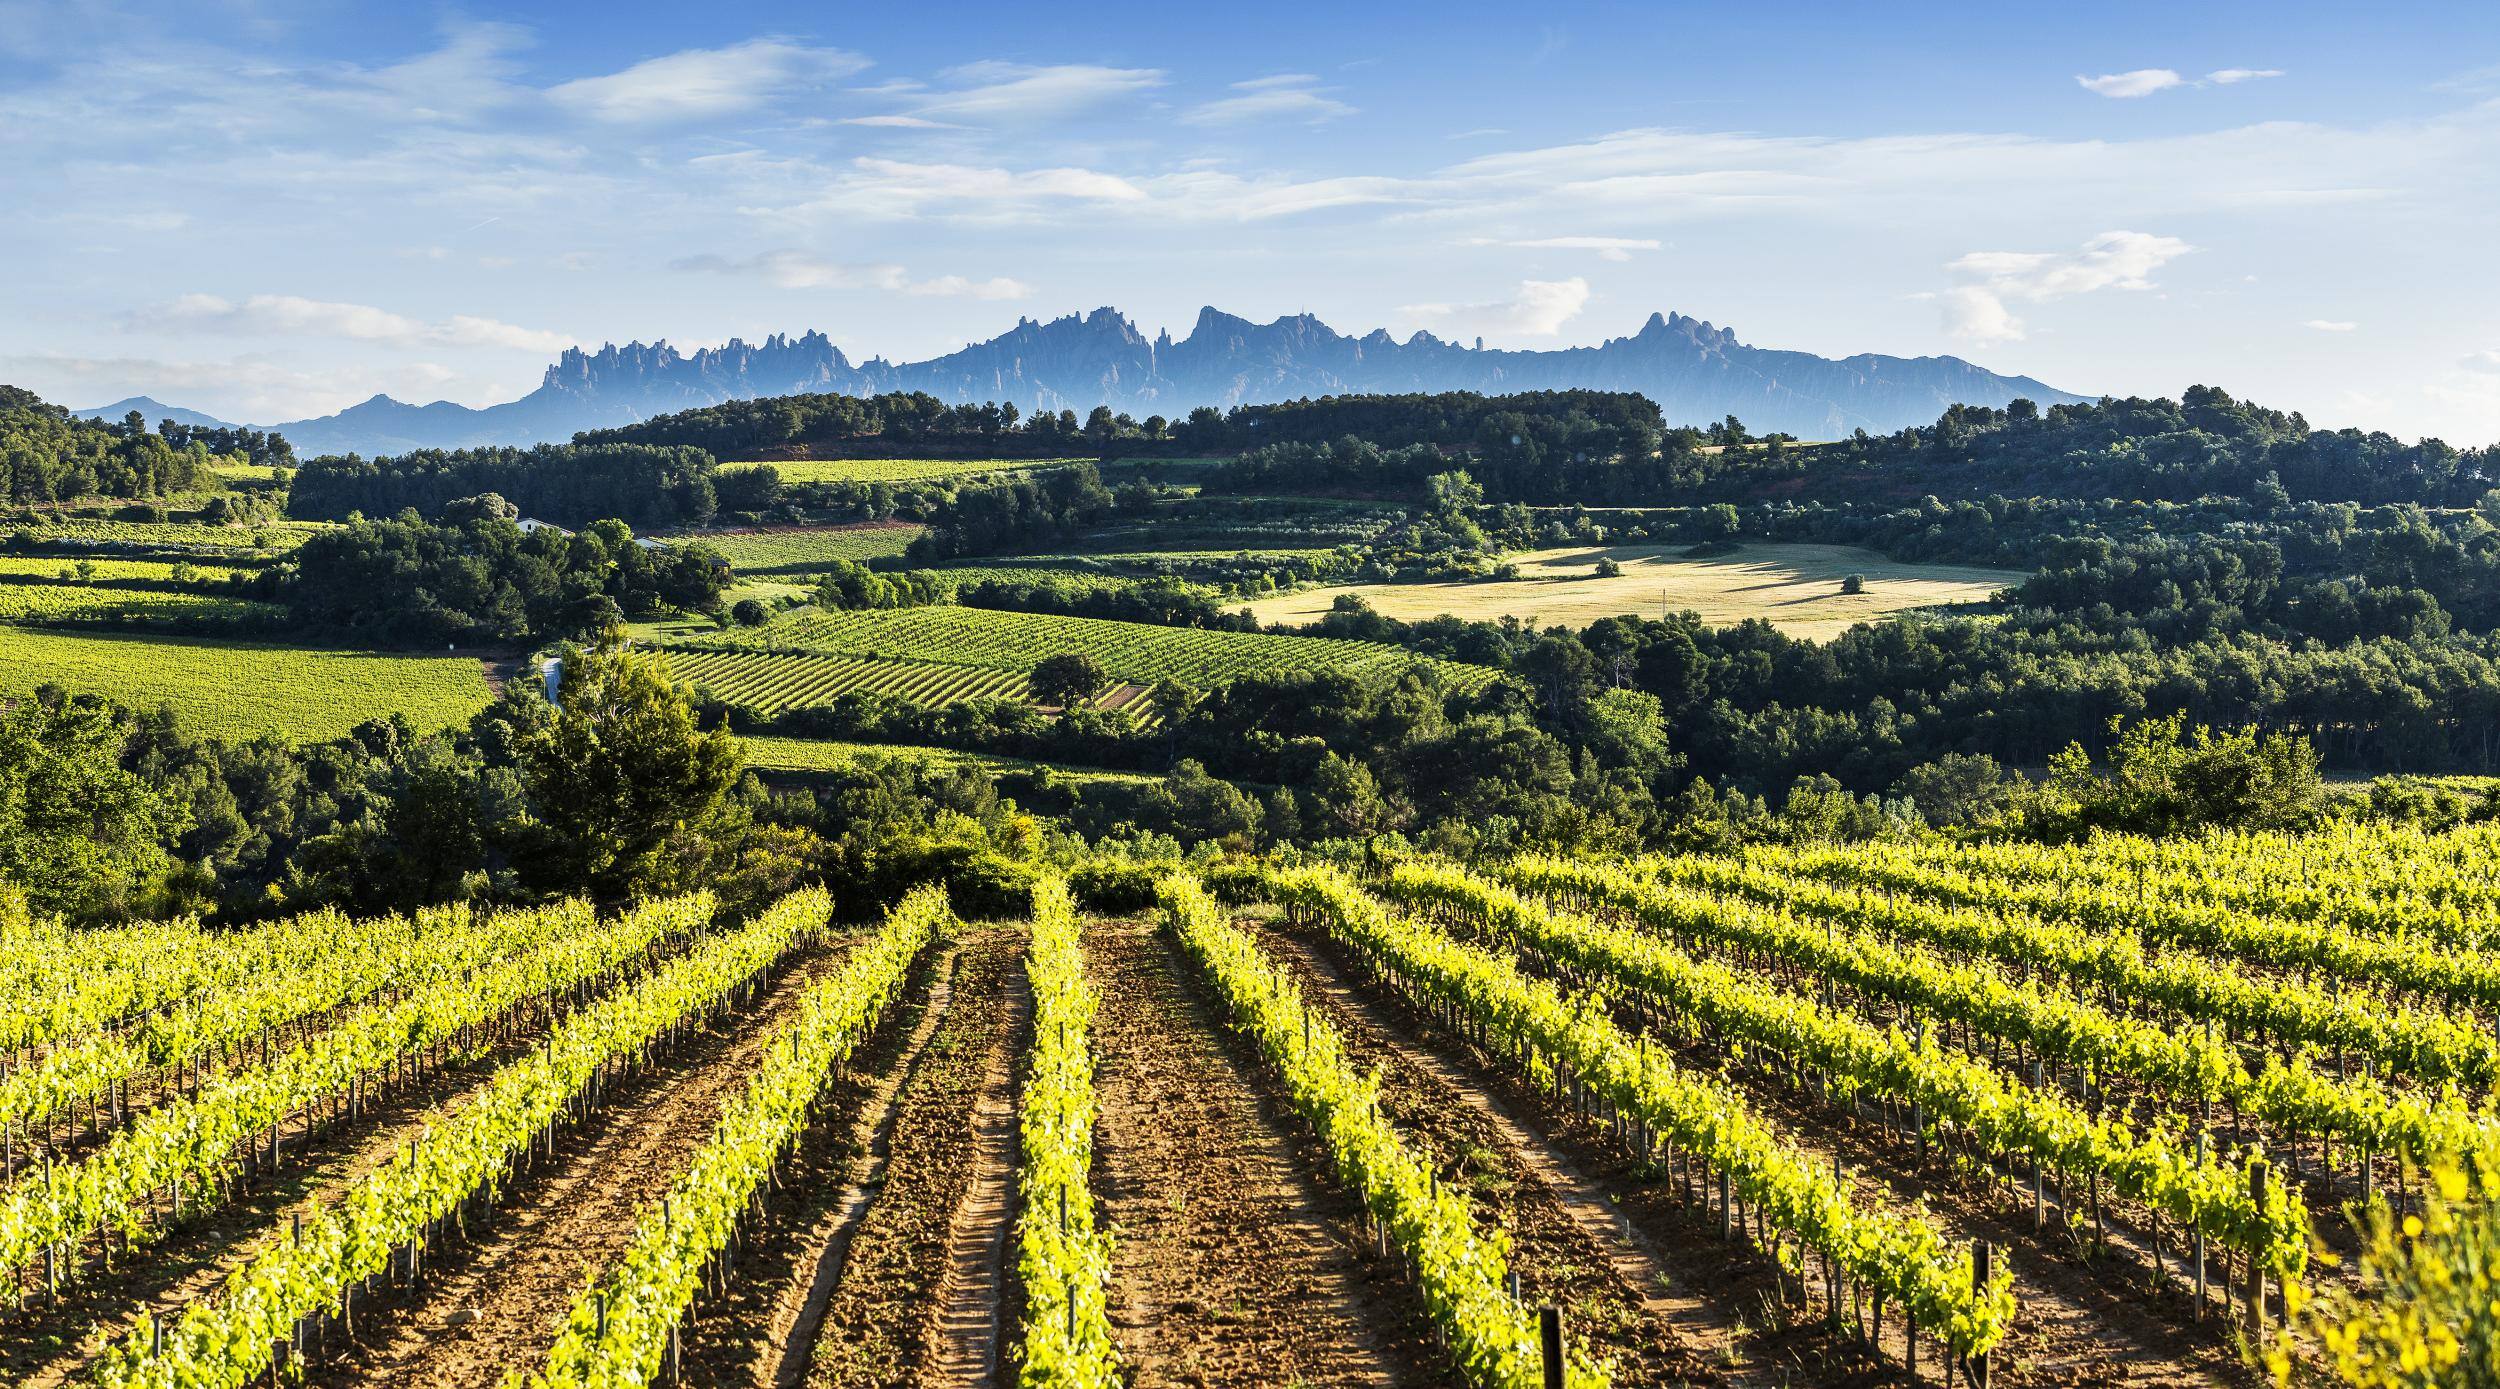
(1593, 558, 1623, 579)
(1841, 573, 1866, 595)
(730, 598, 770, 626)
(1069, 860, 1157, 913)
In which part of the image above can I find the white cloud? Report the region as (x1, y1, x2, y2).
(1400, 277, 1591, 338)
(2305, 319, 2358, 332)
(1940, 286, 2027, 345)
(1938, 230, 2194, 342)
(2077, 66, 2281, 98)
(2078, 69, 2184, 99)
(905, 63, 1163, 121)
(2463, 350, 2500, 374)
(838, 114, 956, 129)
(1181, 74, 1356, 126)
(156, 293, 573, 352)
(546, 39, 868, 123)
(674, 250, 1030, 299)
(1465, 235, 1661, 262)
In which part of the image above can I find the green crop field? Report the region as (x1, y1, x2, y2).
(0, 556, 255, 585)
(722, 457, 1083, 484)
(662, 647, 1160, 718)
(0, 584, 283, 626)
(0, 626, 498, 741)
(0, 517, 323, 555)
(669, 604, 1495, 691)
(665, 524, 925, 575)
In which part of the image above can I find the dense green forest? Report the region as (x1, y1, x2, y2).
(0, 389, 291, 503)
(287, 442, 760, 528)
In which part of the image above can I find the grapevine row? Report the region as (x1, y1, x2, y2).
(1644, 854, 2496, 1088)
(1761, 841, 2500, 1015)
(1010, 876, 1119, 1387)
(1504, 857, 2500, 1182)
(1380, 861, 2308, 1279)
(0, 895, 688, 1293)
(91, 886, 831, 1389)
(0, 900, 572, 1138)
(516, 886, 938, 1389)
(1253, 864, 2016, 1366)
(1158, 872, 1611, 1389)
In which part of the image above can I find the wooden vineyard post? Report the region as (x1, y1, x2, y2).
(2245, 1157, 2269, 1348)
(1970, 1240, 1993, 1389)
(1539, 1305, 1564, 1389)
(2192, 1131, 2208, 1320)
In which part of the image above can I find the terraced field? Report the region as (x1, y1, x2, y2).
(669, 604, 1494, 691)
(0, 626, 497, 741)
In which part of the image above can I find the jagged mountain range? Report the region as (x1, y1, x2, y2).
(79, 307, 2086, 457)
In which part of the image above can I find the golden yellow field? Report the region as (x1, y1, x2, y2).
(1239, 542, 2022, 640)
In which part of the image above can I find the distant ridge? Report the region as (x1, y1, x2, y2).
(72, 396, 239, 430)
(85, 307, 2086, 456)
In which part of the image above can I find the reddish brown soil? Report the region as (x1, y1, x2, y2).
(1090, 920, 1438, 1387)
(1232, 918, 1729, 1389)
(803, 929, 1023, 1389)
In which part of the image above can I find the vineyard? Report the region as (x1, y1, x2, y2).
(661, 648, 1160, 721)
(0, 627, 498, 742)
(661, 524, 926, 575)
(0, 586, 280, 626)
(668, 604, 1497, 691)
(725, 457, 1090, 485)
(0, 821, 2487, 1387)
(0, 517, 323, 556)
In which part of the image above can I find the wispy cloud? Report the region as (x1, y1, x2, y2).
(1400, 277, 1591, 337)
(1464, 235, 1661, 262)
(547, 39, 868, 123)
(2078, 66, 2284, 98)
(904, 62, 1164, 121)
(1939, 230, 2194, 342)
(2078, 69, 2184, 98)
(1181, 74, 1356, 126)
(673, 250, 1031, 299)
(2305, 319, 2358, 332)
(838, 114, 956, 129)
(155, 293, 573, 352)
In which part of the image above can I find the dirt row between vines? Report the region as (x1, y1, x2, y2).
(1239, 914, 1738, 1389)
(798, 927, 1024, 1389)
(1087, 919, 1440, 1387)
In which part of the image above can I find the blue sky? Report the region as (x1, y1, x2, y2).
(4, 0, 2498, 442)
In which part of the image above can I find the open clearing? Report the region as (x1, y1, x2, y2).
(0, 625, 497, 740)
(1240, 542, 2022, 640)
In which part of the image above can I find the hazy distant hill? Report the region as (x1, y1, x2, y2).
(72, 396, 242, 431)
(86, 307, 2085, 456)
